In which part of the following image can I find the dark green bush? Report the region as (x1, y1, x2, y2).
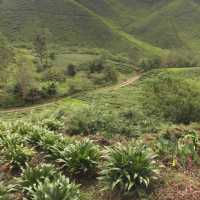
(64, 105, 119, 135)
(58, 139, 100, 178)
(0, 133, 35, 170)
(156, 130, 200, 167)
(18, 164, 58, 196)
(29, 175, 82, 200)
(65, 64, 77, 77)
(142, 75, 200, 124)
(41, 82, 58, 97)
(0, 184, 11, 200)
(100, 141, 159, 196)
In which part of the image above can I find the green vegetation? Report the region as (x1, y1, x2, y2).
(18, 164, 58, 197)
(1, 1, 200, 200)
(29, 175, 82, 200)
(58, 139, 100, 178)
(100, 142, 159, 197)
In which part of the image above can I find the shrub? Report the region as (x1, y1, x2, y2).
(30, 175, 82, 200)
(41, 82, 57, 97)
(89, 57, 105, 73)
(58, 139, 100, 178)
(43, 68, 65, 82)
(67, 76, 93, 95)
(156, 131, 200, 167)
(99, 142, 159, 196)
(0, 184, 10, 200)
(138, 56, 161, 71)
(40, 118, 64, 131)
(18, 163, 58, 196)
(64, 105, 118, 135)
(142, 75, 200, 124)
(0, 133, 35, 170)
(24, 87, 43, 103)
(102, 65, 118, 84)
(65, 64, 77, 77)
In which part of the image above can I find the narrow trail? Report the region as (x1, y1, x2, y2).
(0, 73, 142, 114)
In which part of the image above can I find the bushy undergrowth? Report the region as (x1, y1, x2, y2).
(1, 118, 199, 199)
(29, 175, 82, 200)
(141, 73, 200, 124)
(156, 130, 200, 167)
(0, 184, 11, 200)
(99, 142, 160, 197)
(0, 133, 35, 170)
(58, 139, 100, 178)
(18, 164, 58, 196)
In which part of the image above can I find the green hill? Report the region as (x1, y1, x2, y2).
(1, 0, 200, 57)
(0, 0, 166, 58)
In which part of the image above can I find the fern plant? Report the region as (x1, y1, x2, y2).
(30, 175, 82, 200)
(99, 142, 159, 196)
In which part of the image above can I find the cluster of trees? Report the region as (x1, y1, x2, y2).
(87, 57, 118, 85)
(13, 57, 57, 103)
(0, 30, 120, 107)
(138, 52, 199, 71)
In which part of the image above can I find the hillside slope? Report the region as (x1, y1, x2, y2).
(0, 0, 167, 58)
(1, 0, 200, 56)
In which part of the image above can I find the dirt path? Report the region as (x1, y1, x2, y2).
(113, 74, 141, 90)
(0, 73, 142, 114)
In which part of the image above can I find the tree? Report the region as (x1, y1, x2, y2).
(33, 32, 48, 66)
(0, 33, 13, 84)
(14, 57, 36, 101)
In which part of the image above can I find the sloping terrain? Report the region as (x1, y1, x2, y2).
(1, 0, 200, 56)
(0, 0, 166, 58)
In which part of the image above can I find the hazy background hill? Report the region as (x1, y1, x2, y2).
(1, 0, 200, 57)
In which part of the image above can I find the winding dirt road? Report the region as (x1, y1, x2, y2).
(0, 73, 142, 114)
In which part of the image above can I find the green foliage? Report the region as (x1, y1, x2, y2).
(99, 142, 159, 196)
(156, 130, 200, 167)
(41, 82, 58, 97)
(29, 175, 82, 200)
(58, 139, 100, 178)
(39, 118, 64, 132)
(67, 76, 93, 95)
(63, 105, 117, 135)
(138, 56, 161, 71)
(0, 184, 10, 200)
(0, 133, 35, 170)
(43, 68, 65, 82)
(65, 64, 77, 77)
(142, 73, 200, 124)
(33, 32, 48, 66)
(18, 163, 58, 196)
(87, 58, 118, 85)
(138, 53, 198, 71)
